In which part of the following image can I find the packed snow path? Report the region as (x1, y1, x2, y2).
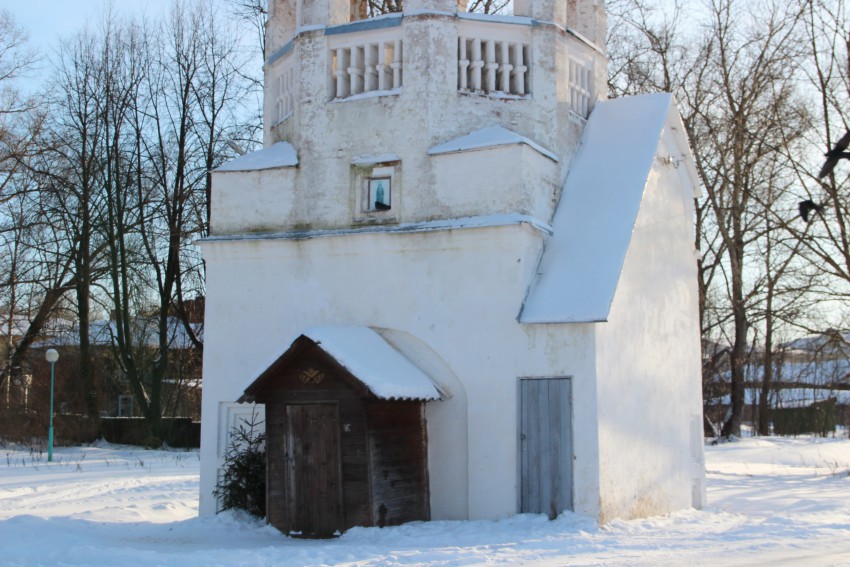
(1, 436, 849, 566)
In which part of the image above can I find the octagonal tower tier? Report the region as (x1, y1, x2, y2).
(211, 0, 607, 235)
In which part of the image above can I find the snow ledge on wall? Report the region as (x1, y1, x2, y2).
(214, 141, 299, 172)
(428, 125, 558, 162)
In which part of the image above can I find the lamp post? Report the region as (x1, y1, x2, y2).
(45, 348, 59, 462)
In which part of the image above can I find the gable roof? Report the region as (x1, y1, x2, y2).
(240, 326, 443, 402)
(214, 141, 299, 172)
(520, 93, 698, 324)
(428, 125, 558, 162)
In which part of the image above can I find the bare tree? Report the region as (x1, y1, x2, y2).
(226, 0, 268, 58)
(609, 0, 812, 437)
(0, 9, 39, 184)
(0, 11, 59, 409)
(95, 1, 252, 437)
(0, 1, 256, 437)
(784, 0, 850, 300)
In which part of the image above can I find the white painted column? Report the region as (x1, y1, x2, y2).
(335, 48, 349, 98)
(364, 44, 378, 92)
(348, 47, 364, 95)
(391, 40, 403, 89)
(498, 42, 512, 93)
(512, 43, 526, 95)
(470, 39, 483, 91)
(377, 43, 388, 91)
(458, 38, 469, 90)
(484, 40, 498, 93)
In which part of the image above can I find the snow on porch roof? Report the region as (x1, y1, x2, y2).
(520, 93, 683, 324)
(240, 326, 442, 401)
(213, 141, 298, 172)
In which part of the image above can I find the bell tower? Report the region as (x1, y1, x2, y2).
(209, 0, 607, 236)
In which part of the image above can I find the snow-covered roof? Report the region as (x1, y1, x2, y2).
(241, 326, 442, 401)
(305, 326, 442, 400)
(783, 332, 850, 354)
(520, 93, 688, 324)
(33, 317, 202, 350)
(201, 213, 551, 244)
(214, 142, 298, 172)
(351, 153, 400, 166)
(428, 125, 558, 162)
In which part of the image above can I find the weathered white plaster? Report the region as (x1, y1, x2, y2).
(199, 224, 579, 520)
(593, 132, 705, 521)
(430, 144, 559, 222)
(210, 168, 297, 234)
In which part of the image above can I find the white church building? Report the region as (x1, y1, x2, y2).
(198, 0, 706, 536)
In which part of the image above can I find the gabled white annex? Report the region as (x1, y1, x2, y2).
(521, 92, 700, 323)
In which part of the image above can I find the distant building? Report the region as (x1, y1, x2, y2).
(31, 317, 202, 420)
(199, 0, 705, 536)
(704, 331, 850, 434)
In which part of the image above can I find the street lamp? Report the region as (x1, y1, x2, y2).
(45, 349, 59, 462)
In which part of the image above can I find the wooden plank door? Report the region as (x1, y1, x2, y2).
(519, 378, 573, 518)
(284, 403, 342, 536)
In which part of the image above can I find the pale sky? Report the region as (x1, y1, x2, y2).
(1, 0, 237, 91)
(2, 1, 179, 49)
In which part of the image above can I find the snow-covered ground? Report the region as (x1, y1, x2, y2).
(1, 436, 849, 566)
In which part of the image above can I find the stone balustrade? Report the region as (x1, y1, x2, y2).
(457, 32, 530, 97)
(330, 29, 403, 100)
(266, 13, 598, 116)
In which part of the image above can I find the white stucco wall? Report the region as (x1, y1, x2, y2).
(209, 141, 561, 238)
(593, 133, 705, 522)
(198, 223, 602, 521)
(430, 145, 560, 222)
(211, 168, 298, 234)
(519, 324, 601, 519)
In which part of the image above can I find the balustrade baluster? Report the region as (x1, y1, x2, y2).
(280, 69, 292, 115)
(569, 61, 577, 111)
(485, 40, 498, 93)
(470, 39, 483, 91)
(348, 46, 364, 95)
(276, 75, 283, 121)
(499, 42, 512, 93)
(288, 70, 294, 115)
(582, 66, 590, 116)
(512, 43, 526, 95)
(458, 38, 469, 91)
(283, 74, 288, 119)
(376, 42, 387, 91)
(391, 40, 402, 89)
(335, 48, 349, 99)
(364, 44, 378, 92)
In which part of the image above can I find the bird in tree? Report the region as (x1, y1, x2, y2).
(798, 200, 825, 223)
(818, 130, 850, 178)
